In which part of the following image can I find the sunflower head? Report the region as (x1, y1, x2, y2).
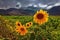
(16, 21, 22, 27)
(15, 25, 28, 36)
(33, 9, 48, 25)
(26, 22, 33, 28)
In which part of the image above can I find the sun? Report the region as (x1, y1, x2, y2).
(15, 25, 28, 36)
(33, 9, 49, 25)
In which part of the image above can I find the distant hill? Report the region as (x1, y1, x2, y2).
(0, 7, 38, 15)
(48, 6, 60, 15)
(0, 6, 60, 15)
(0, 9, 6, 15)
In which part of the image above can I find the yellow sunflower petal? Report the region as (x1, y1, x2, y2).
(16, 21, 22, 27)
(26, 22, 33, 28)
(33, 9, 49, 25)
(15, 25, 28, 36)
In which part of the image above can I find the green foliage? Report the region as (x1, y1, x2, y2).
(0, 15, 18, 40)
(1, 16, 60, 40)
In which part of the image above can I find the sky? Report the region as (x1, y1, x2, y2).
(0, 0, 60, 9)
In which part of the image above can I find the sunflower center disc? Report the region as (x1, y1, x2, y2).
(37, 13, 44, 19)
(27, 24, 29, 26)
(18, 23, 20, 26)
(20, 28, 25, 31)
(30, 23, 31, 25)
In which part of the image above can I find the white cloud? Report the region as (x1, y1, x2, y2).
(38, 3, 48, 8)
(33, 4, 38, 7)
(46, 5, 53, 9)
(16, 2, 21, 8)
(26, 4, 38, 7)
(27, 4, 33, 6)
(46, 2, 60, 9)
(54, 3, 60, 6)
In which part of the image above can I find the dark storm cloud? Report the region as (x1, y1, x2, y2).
(0, 0, 17, 8)
(16, 0, 60, 7)
(0, 0, 60, 9)
(38, 0, 58, 4)
(17, 0, 60, 4)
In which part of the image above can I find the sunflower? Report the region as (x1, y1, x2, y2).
(33, 9, 48, 25)
(15, 25, 28, 36)
(26, 22, 33, 28)
(16, 21, 22, 27)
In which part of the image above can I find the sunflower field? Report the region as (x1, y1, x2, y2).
(0, 10, 60, 40)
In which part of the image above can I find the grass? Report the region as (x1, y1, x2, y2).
(4, 16, 33, 24)
(0, 15, 60, 40)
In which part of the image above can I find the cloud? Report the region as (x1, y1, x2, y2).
(46, 5, 53, 9)
(0, 0, 17, 9)
(15, 2, 21, 8)
(26, 4, 33, 7)
(28, 4, 33, 6)
(46, 2, 60, 9)
(15, 0, 60, 8)
(38, 3, 48, 8)
(0, 0, 60, 9)
(33, 4, 38, 7)
(54, 3, 60, 6)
